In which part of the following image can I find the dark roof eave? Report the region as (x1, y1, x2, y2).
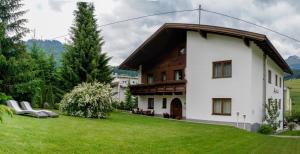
(264, 39, 293, 75)
(119, 23, 293, 74)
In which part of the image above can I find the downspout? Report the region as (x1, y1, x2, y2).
(262, 53, 267, 122)
(283, 81, 285, 125)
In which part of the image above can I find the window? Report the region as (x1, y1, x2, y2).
(162, 98, 167, 109)
(213, 60, 232, 78)
(268, 98, 272, 107)
(147, 74, 154, 84)
(174, 70, 183, 80)
(279, 77, 282, 87)
(275, 74, 278, 86)
(278, 99, 281, 110)
(148, 98, 154, 109)
(268, 70, 272, 84)
(212, 98, 231, 115)
(161, 72, 166, 82)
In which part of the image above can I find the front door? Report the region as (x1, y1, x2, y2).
(170, 98, 182, 119)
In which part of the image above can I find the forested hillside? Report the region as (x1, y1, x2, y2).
(26, 39, 64, 63)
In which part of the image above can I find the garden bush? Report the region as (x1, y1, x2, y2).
(60, 82, 113, 118)
(53, 103, 60, 110)
(286, 111, 300, 123)
(0, 92, 12, 105)
(287, 122, 297, 131)
(258, 124, 273, 135)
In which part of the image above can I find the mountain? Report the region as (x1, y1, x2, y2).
(26, 39, 64, 63)
(286, 55, 300, 70)
(285, 55, 300, 79)
(112, 66, 138, 77)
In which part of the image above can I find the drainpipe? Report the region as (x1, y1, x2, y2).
(262, 53, 267, 122)
(282, 80, 285, 128)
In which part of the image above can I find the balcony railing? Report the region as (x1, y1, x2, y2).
(130, 80, 186, 95)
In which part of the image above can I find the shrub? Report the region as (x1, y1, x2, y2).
(286, 111, 300, 123)
(0, 92, 12, 105)
(258, 124, 273, 135)
(53, 103, 60, 110)
(111, 100, 119, 109)
(287, 122, 297, 131)
(43, 102, 50, 109)
(60, 82, 113, 118)
(119, 101, 125, 110)
(292, 111, 300, 123)
(0, 105, 13, 123)
(264, 98, 280, 131)
(286, 115, 294, 123)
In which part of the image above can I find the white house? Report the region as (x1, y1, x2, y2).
(112, 73, 139, 102)
(119, 23, 292, 131)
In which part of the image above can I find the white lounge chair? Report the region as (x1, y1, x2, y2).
(20, 101, 59, 118)
(6, 100, 48, 118)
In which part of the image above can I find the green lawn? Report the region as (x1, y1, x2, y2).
(285, 79, 300, 112)
(0, 112, 300, 154)
(278, 130, 300, 136)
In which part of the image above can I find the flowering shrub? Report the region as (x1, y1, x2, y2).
(60, 82, 113, 118)
(265, 98, 280, 132)
(258, 124, 273, 135)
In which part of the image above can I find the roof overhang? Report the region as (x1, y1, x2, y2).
(119, 23, 293, 74)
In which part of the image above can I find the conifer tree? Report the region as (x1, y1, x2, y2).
(124, 81, 134, 110)
(61, 2, 112, 91)
(0, 0, 38, 102)
(0, 0, 28, 58)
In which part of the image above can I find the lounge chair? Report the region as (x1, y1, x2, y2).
(20, 101, 59, 118)
(6, 100, 48, 118)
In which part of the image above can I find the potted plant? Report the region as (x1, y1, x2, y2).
(163, 113, 169, 118)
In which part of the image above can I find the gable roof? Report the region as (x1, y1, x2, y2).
(119, 23, 292, 74)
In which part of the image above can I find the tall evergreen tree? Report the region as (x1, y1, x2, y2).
(29, 42, 63, 108)
(0, 0, 39, 102)
(124, 81, 134, 111)
(61, 2, 112, 91)
(0, 0, 28, 58)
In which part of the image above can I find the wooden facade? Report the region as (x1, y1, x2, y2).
(130, 43, 187, 95)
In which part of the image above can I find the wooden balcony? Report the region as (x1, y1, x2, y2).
(130, 80, 186, 95)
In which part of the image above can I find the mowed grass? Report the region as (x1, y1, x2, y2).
(0, 112, 300, 154)
(279, 130, 300, 136)
(285, 79, 300, 112)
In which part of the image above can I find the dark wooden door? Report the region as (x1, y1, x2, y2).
(170, 98, 182, 119)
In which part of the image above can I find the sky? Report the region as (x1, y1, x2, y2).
(22, 0, 300, 66)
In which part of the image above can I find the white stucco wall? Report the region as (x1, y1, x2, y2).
(186, 31, 285, 130)
(249, 43, 264, 124)
(265, 56, 284, 129)
(186, 31, 253, 124)
(138, 95, 186, 117)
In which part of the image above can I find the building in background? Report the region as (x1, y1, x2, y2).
(111, 67, 139, 102)
(284, 86, 293, 115)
